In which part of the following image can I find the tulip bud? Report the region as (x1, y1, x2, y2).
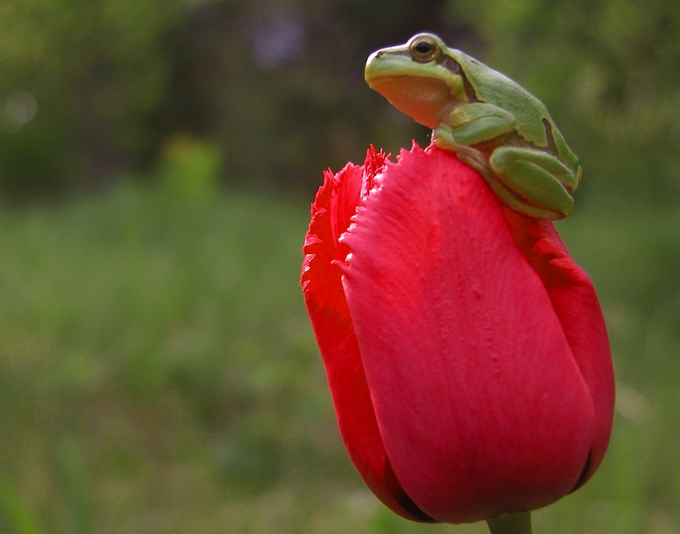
(301, 143, 614, 524)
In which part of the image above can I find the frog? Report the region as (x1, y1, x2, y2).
(364, 33, 582, 219)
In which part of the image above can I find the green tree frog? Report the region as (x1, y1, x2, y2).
(365, 33, 582, 219)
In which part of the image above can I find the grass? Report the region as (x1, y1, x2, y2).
(0, 176, 678, 533)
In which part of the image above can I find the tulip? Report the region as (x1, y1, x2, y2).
(300, 142, 614, 526)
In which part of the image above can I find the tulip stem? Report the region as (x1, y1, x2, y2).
(486, 512, 532, 534)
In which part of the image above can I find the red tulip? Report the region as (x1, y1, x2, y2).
(300, 142, 614, 524)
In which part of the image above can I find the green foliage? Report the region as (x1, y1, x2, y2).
(55, 434, 92, 534)
(0, 0, 187, 195)
(0, 181, 330, 531)
(0, 474, 44, 534)
(156, 134, 222, 200)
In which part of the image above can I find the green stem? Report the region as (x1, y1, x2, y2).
(486, 512, 532, 534)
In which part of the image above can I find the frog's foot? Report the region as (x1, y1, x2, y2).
(433, 124, 457, 149)
(433, 125, 490, 173)
(488, 146, 576, 219)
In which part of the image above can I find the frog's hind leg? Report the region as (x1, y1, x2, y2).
(489, 146, 575, 219)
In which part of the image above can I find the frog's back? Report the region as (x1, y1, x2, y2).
(456, 51, 579, 170)
(454, 51, 549, 137)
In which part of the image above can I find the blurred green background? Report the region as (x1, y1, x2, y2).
(0, 0, 678, 532)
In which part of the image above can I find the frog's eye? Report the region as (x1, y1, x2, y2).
(409, 36, 439, 63)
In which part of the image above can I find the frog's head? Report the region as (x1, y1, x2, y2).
(365, 33, 468, 129)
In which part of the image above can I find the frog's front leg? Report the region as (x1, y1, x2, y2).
(433, 103, 517, 188)
(434, 123, 491, 178)
(436, 103, 516, 146)
(489, 146, 577, 219)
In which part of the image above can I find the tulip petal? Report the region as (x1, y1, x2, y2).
(340, 145, 597, 523)
(502, 209, 615, 487)
(301, 151, 435, 522)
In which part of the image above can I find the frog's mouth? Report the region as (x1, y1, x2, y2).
(365, 75, 453, 130)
